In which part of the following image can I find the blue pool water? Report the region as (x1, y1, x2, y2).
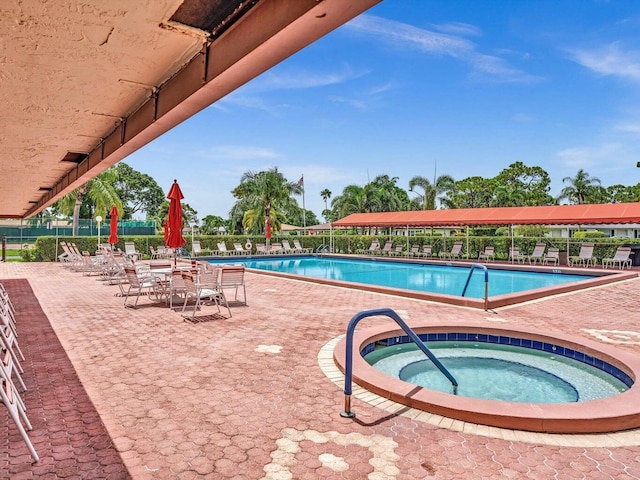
(365, 342, 629, 403)
(209, 256, 595, 299)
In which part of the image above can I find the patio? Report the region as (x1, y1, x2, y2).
(2, 261, 640, 479)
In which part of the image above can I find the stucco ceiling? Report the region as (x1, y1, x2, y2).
(0, 0, 380, 218)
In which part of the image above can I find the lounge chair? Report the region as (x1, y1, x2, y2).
(408, 245, 420, 257)
(0, 359, 39, 462)
(543, 247, 560, 266)
(439, 241, 463, 260)
(233, 243, 250, 255)
(281, 240, 296, 254)
(417, 245, 433, 258)
(602, 246, 632, 269)
(478, 246, 495, 262)
(527, 243, 546, 264)
(509, 247, 525, 263)
(269, 243, 284, 254)
(389, 245, 404, 256)
(358, 239, 380, 254)
(124, 241, 140, 261)
(213, 242, 233, 256)
(378, 240, 394, 256)
(569, 243, 595, 267)
(191, 240, 208, 256)
(293, 239, 312, 253)
(255, 243, 269, 255)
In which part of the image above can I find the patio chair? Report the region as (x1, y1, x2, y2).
(124, 241, 140, 261)
(233, 242, 250, 255)
(509, 247, 525, 263)
(439, 241, 463, 260)
(378, 240, 394, 256)
(293, 239, 312, 253)
(408, 245, 420, 257)
(568, 243, 595, 267)
(281, 240, 296, 254)
(213, 242, 233, 256)
(417, 245, 433, 258)
(543, 247, 560, 266)
(0, 361, 39, 462)
(219, 266, 247, 305)
(602, 246, 632, 269)
(191, 240, 208, 257)
(255, 243, 269, 254)
(527, 243, 546, 264)
(389, 245, 404, 256)
(358, 239, 380, 254)
(180, 271, 229, 321)
(478, 246, 495, 262)
(123, 266, 162, 308)
(269, 243, 284, 254)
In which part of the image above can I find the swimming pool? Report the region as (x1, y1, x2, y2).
(208, 255, 633, 308)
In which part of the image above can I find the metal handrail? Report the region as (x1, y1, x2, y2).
(461, 263, 489, 310)
(340, 308, 458, 418)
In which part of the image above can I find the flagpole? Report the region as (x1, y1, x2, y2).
(301, 174, 306, 231)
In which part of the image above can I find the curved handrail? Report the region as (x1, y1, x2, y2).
(315, 244, 330, 253)
(461, 263, 489, 310)
(340, 308, 458, 418)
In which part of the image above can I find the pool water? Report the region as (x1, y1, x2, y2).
(366, 342, 628, 403)
(209, 257, 595, 299)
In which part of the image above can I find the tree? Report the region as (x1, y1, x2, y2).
(201, 215, 228, 235)
(320, 188, 332, 222)
(156, 201, 198, 229)
(55, 168, 123, 236)
(365, 175, 410, 212)
(557, 169, 601, 204)
(230, 167, 302, 234)
(493, 185, 525, 207)
(442, 176, 495, 209)
(408, 174, 455, 210)
(494, 162, 555, 206)
(112, 163, 165, 219)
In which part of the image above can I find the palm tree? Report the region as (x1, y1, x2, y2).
(56, 168, 123, 236)
(493, 185, 525, 207)
(408, 174, 455, 210)
(557, 169, 601, 204)
(231, 167, 302, 234)
(320, 189, 332, 210)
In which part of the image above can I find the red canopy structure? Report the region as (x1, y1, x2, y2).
(332, 203, 640, 228)
(108, 205, 119, 245)
(166, 179, 186, 250)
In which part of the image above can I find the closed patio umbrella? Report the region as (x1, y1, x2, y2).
(163, 218, 169, 245)
(166, 179, 186, 264)
(108, 205, 119, 246)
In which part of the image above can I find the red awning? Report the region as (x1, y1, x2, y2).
(332, 203, 640, 228)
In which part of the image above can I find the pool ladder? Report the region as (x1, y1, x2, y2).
(340, 308, 458, 418)
(461, 263, 489, 311)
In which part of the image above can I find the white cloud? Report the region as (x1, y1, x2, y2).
(556, 143, 622, 169)
(204, 145, 280, 161)
(431, 22, 482, 37)
(512, 113, 535, 123)
(614, 122, 640, 136)
(346, 14, 541, 84)
(569, 42, 640, 82)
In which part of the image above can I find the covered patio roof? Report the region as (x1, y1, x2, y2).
(331, 203, 640, 228)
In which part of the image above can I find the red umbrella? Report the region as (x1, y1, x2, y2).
(108, 205, 119, 245)
(265, 217, 272, 250)
(166, 179, 186, 252)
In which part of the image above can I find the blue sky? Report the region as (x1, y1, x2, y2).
(126, 0, 640, 223)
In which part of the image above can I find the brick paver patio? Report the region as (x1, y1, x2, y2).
(1, 261, 640, 479)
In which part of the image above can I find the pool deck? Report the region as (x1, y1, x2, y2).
(2, 261, 640, 479)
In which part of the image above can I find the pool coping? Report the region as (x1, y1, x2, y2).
(217, 254, 638, 309)
(332, 321, 640, 434)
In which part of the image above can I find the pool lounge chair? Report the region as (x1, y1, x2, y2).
(478, 246, 495, 262)
(417, 245, 433, 258)
(509, 247, 525, 263)
(358, 239, 380, 255)
(191, 240, 208, 257)
(233, 243, 250, 255)
(377, 240, 394, 256)
(527, 243, 546, 264)
(569, 243, 595, 267)
(124, 241, 140, 261)
(439, 241, 463, 260)
(389, 245, 404, 256)
(281, 240, 297, 254)
(543, 247, 560, 266)
(293, 239, 312, 253)
(213, 242, 233, 256)
(602, 246, 632, 269)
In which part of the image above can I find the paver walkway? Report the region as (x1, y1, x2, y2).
(1, 262, 640, 479)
